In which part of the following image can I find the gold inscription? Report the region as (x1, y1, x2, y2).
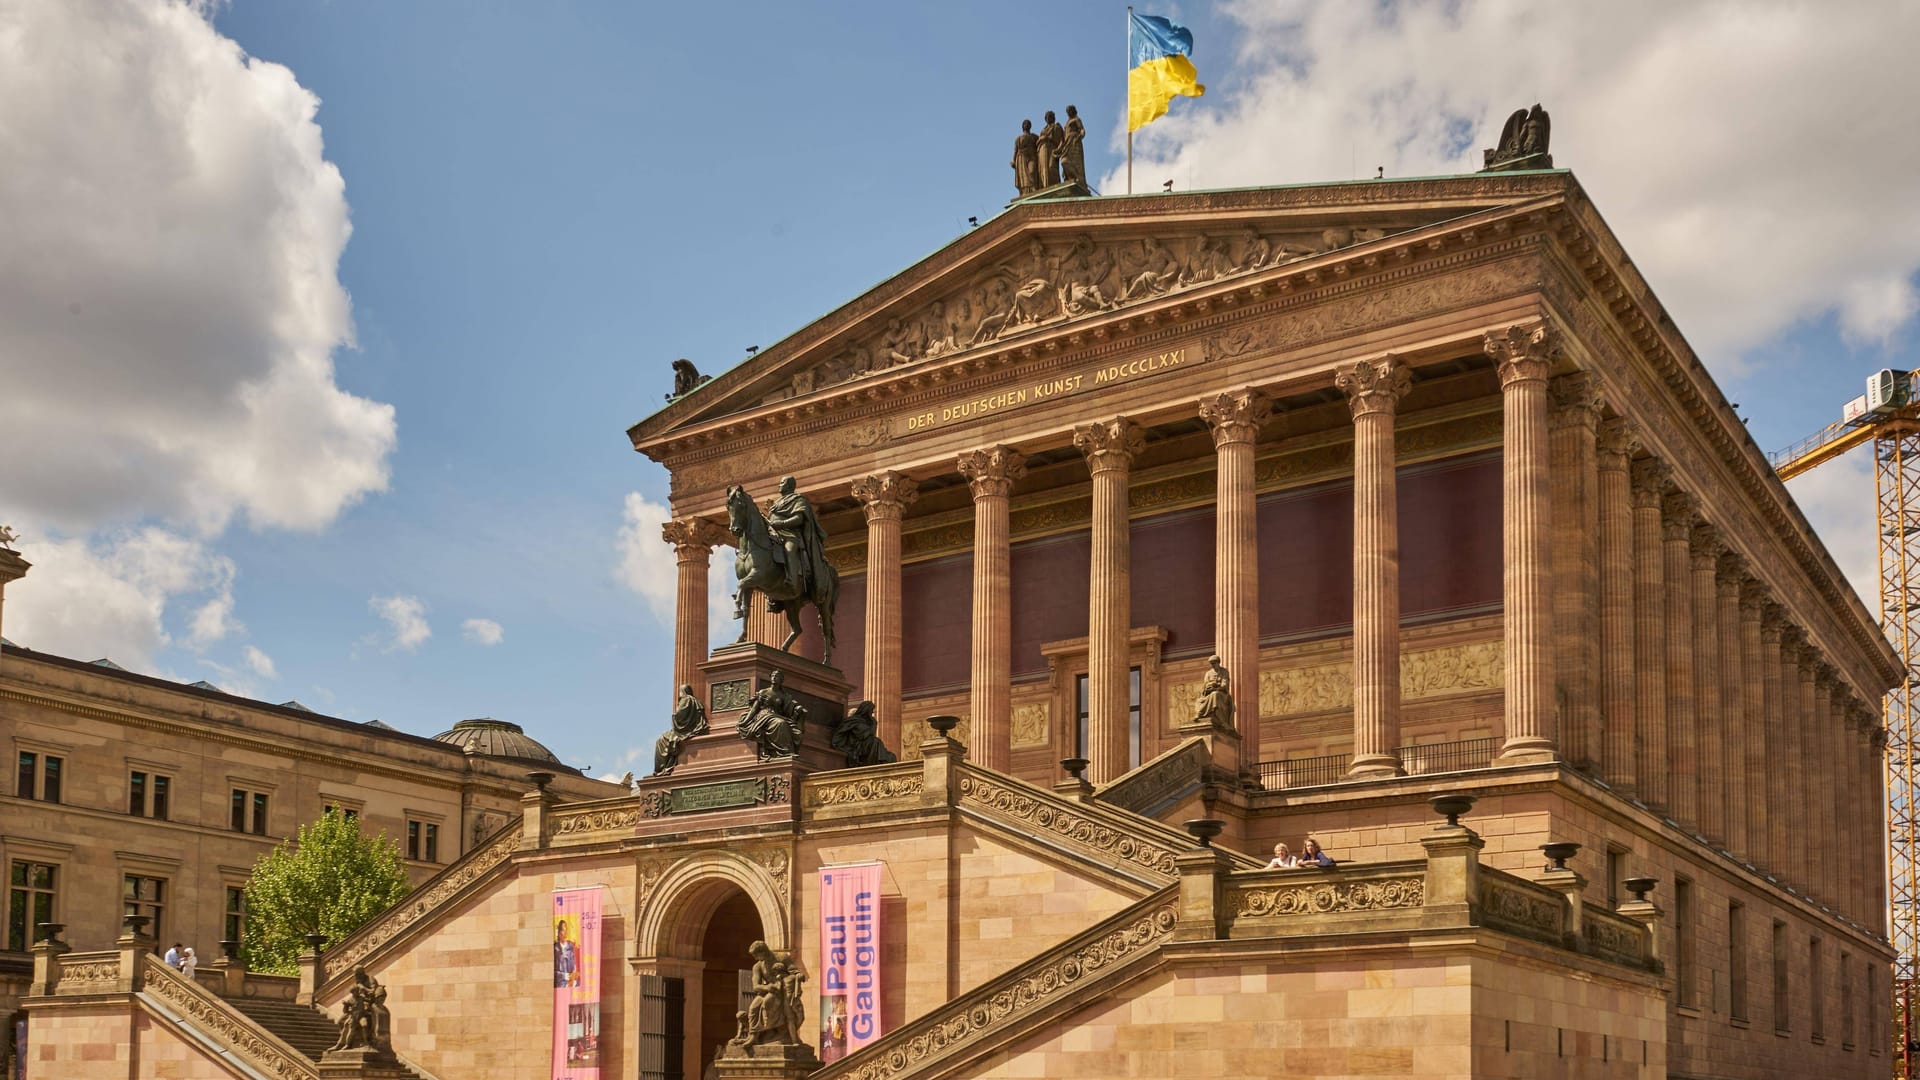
(895, 344, 1205, 437)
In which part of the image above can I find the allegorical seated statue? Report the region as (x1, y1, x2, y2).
(652, 684, 709, 776)
(738, 671, 806, 761)
(724, 940, 809, 1057)
(327, 967, 394, 1058)
(668, 358, 710, 401)
(829, 700, 896, 768)
(1192, 654, 1234, 731)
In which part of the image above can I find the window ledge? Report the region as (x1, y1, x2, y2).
(1729, 1017, 1750, 1030)
(1675, 1005, 1704, 1019)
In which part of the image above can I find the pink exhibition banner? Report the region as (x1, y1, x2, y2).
(552, 887, 603, 1080)
(817, 862, 883, 1063)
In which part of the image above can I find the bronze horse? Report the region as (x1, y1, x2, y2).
(726, 485, 839, 664)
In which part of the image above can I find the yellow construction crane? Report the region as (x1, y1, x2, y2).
(1771, 368, 1920, 1071)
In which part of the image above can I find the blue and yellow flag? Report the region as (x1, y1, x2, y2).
(1128, 11, 1205, 133)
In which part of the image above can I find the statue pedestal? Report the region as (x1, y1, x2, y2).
(634, 643, 851, 838)
(316, 1046, 410, 1079)
(710, 1041, 822, 1080)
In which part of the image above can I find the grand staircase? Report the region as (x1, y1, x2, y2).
(226, 996, 348, 1061)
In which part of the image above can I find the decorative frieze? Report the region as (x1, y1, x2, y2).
(957, 774, 1178, 879)
(1010, 702, 1050, 748)
(1234, 875, 1424, 917)
(1256, 639, 1503, 718)
(550, 805, 643, 838)
(142, 956, 317, 1080)
(804, 769, 925, 807)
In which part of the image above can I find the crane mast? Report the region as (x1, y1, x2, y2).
(1771, 369, 1920, 1073)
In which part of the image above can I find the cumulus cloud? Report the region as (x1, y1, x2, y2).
(243, 644, 278, 680)
(369, 594, 431, 652)
(615, 492, 741, 644)
(1, 527, 236, 670)
(0, 1, 394, 658)
(1785, 453, 1880, 616)
(1108, 1, 1920, 363)
(461, 617, 504, 646)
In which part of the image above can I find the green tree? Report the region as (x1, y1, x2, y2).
(241, 810, 412, 974)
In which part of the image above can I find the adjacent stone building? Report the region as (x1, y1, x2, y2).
(18, 160, 1897, 1079)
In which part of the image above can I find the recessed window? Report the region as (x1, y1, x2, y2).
(123, 875, 166, 944)
(1811, 936, 1825, 1040)
(1841, 951, 1855, 1049)
(231, 788, 271, 835)
(1674, 878, 1695, 1007)
(406, 820, 442, 863)
(1072, 666, 1144, 769)
(1772, 920, 1790, 1033)
(8, 861, 58, 951)
(16, 751, 62, 803)
(1728, 901, 1747, 1021)
(224, 886, 247, 943)
(129, 771, 172, 819)
(322, 803, 359, 823)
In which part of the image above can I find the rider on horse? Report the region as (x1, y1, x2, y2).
(764, 476, 831, 612)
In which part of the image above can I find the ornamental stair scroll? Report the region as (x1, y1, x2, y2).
(139, 954, 322, 1080)
(765, 225, 1397, 405)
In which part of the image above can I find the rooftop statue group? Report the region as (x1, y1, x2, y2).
(728, 477, 841, 665)
(1482, 103, 1551, 171)
(1012, 105, 1088, 197)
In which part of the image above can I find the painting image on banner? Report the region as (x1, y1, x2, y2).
(552, 888, 603, 1079)
(818, 862, 882, 1063)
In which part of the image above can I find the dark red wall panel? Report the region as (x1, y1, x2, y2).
(794, 573, 864, 688)
(1400, 451, 1501, 617)
(1129, 507, 1216, 657)
(1010, 532, 1091, 678)
(901, 554, 973, 694)
(1257, 481, 1356, 638)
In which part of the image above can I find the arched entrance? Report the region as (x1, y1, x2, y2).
(636, 854, 788, 1080)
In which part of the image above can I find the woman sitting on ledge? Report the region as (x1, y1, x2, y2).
(1266, 842, 1298, 869)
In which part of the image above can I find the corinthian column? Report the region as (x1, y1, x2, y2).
(956, 447, 1026, 772)
(1487, 325, 1558, 764)
(661, 518, 729, 699)
(1760, 605, 1789, 878)
(1689, 527, 1726, 845)
(1812, 665, 1839, 904)
(1074, 417, 1144, 783)
(851, 471, 919, 755)
(1199, 389, 1272, 775)
(1336, 358, 1411, 779)
(1596, 417, 1637, 794)
(1713, 549, 1746, 855)
(1737, 579, 1768, 871)
(1548, 373, 1603, 773)
(1631, 458, 1670, 810)
(1661, 491, 1699, 828)
(1786, 629, 1816, 889)
(1849, 701, 1875, 921)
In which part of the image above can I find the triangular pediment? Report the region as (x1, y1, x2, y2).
(629, 172, 1573, 450)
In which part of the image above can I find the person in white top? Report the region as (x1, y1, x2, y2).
(1266, 842, 1299, 869)
(163, 943, 181, 969)
(180, 947, 198, 979)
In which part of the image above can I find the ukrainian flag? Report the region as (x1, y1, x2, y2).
(1128, 11, 1205, 133)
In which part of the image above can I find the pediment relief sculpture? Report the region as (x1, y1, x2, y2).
(751, 222, 1400, 407)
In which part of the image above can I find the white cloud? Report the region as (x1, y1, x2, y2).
(1785, 453, 1880, 619)
(1, 527, 235, 671)
(616, 493, 679, 624)
(1107, 1, 1920, 365)
(461, 617, 504, 646)
(243, 644, 278, 680)
(369, 594, 431, 652)
(0, 0, 394, 662)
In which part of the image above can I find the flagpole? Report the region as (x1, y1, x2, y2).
(1126, 6, 1133, 195)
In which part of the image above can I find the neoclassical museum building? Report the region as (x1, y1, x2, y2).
(21, 144, 1896, 1079)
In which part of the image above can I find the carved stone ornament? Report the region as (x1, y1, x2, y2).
(1482, 103, 1551, 171)
(1198, 388, 1272, 446)
(1072, 417, 1145, 473)
(806, 768, 924, 807)
(851, 471, 919, 522)
(956, 446, 1028, 499)
(1334, 356, 1412, 419)
(327, 967, 395, 1059)
(1628, 457, 1670, 506)
(1235, 876, 1424, 917)
(958, 774, 1177, 879)
(1596, 416, 1637, 467)
(662, 517, 728, 557)
(1485, 323, 1559, 387)
(1547, 371, 1602, 427)
(1690, 522, 1724, 562)
(1659, 489, 1697, 538)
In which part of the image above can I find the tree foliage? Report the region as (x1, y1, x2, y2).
(242, 810, 412, 975)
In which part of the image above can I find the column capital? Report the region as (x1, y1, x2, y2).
(1659, 489, 1696, 539)
(1688, 520, 1723, 564)
(1334, 356, 1412, 419)
(1485, 323, 1561, 387)
(1873, 726, 1890, 751)
(1760, 602, 1788, 643)
(1738, 575, 1768, 615)
(1597, 416, 1638, 470)
(1814, 661, 1839, 690)
(956, 446, 1028, 499)
(851, 471, 920, 522)
(661, 518, 728, 559)
(1073, 417, 1144, 474)
(1629, 456, 1670, 507)
(1547, 372, 1603, 430)
(1711, 545, 1743, 583)
(1199, 388, 1273, 446)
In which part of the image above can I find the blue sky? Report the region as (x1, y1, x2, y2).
(3, 2, 1916, 778)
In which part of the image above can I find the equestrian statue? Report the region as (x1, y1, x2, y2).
(726, 477, 840, 666)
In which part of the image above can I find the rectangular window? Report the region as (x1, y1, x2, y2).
(1811, 936, 1825, 1039)
(1606, 848, 1626, 910)
(252, 792, 269, 835)
(8, 861, 57, 951)
(1728, 902, 1748, 1021)
(1074, 674, 1089, 759)
(224, 886, 247, 943)
(123, 875, 165, 944)
(15, 752, 30, 799)
(1675, 878, 1695, 1007)
(231, 788, 247, 831)
(1841, 951, 1855, 1048)
(1773, 920, 1790, 1033)
(407, 820, 421, 861)
(128, 772, 172, 819)
(130, 770, 146, 815)
(322, 803, 358, 822)
(16, 752, 62, 803)
(153, 774, 169, 820)
(1071, 668, 1143, 767)
(425, 823, 439, 863)
(1869, 961, 1882, 1055)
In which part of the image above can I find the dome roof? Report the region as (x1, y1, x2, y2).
(432, 718, 574, 772)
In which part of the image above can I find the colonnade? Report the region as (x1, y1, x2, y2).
(657, 320, 1886, 927)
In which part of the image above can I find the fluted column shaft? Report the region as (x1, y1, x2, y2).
(1848, 705, 1872, 922)
(1201, 390, 1272, 775)
(1711, 551, 1744, 854)
(1488, 326, 1558, 763)
(1338, 360, 1411, 778)
(1760, 609, 1789, 878)
(1841, 696, 1866, 921)
(1688, 523, 1723, 841)
(852, 472, 919, 756)
(1597, 420, 1637, 794)
(662, 519, 727, 700)
(1812, 669, 1839, 905)
(1737, 582, 1768, 871)
(1548, 374, 1603, 772)
(1788, 635, 1816, 890)
(1075, 418, 1143, 783)
(957, 449, 1025, 772)
(1662, 491, 1700, 828)
(1631, 460, 1671, 810)
(1870, 725, 1889, 929)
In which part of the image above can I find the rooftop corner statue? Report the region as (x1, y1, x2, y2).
(727, 477, 840, 664)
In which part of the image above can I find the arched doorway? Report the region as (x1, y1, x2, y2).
(637, 856, 786, 1080)
(695, 891, 763, 1069)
